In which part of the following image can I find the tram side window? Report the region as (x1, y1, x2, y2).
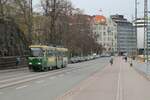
(62, 52, 66, 57)
(59, 52, 63, 57)
(64, 52, 68, 57)
(60, 51, 66, 57)
(56, 51, 61, 56)
(48, 50, 55, 57)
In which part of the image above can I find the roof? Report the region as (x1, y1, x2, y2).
(29, 45, 68, 51)
(29, 45, 49, 49)
(29, 45, 55, 50)
(93, 15, 106, 24)
(56, 48, 68, 52)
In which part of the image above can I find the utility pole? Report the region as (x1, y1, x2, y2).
(144, 0, 148, 62)
(0, 0, 4, 19)
(29, 0, 33, 44)
(135, 0, 138, 56)
(51, 0, 56, 45)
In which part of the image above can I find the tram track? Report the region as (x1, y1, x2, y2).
(0, 59, 106, 89)
(0, 58, 99, 80)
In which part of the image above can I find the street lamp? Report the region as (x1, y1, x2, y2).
(143, 0, 148, 62)
(135, 0, 140, 57)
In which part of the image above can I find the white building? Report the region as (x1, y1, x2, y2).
(92, 15, 117, 54)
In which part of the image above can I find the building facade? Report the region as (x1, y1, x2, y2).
(92, 15, 117, 54)
(111, 15, 137, 55)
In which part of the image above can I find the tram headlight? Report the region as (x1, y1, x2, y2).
(29, 62, 32, 65)
(38, 62, 41, 65)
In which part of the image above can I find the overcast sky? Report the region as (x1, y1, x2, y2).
(33, 0, 145, 20)
(71, 0, 146, 20)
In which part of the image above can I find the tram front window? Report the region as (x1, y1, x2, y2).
(30, 48, 43, 57)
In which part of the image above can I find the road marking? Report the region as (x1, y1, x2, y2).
(0, 67, 84, 89)
(58, 74, 64, 77)
(49, 76, 56, 80)
(66, 72, 70, 74)
(0, 72, 47, 83)
(16, 85, 29, 90)
(0, 92, 3, 94)
(36, 80, 45, 84)
(73, 70, 77, 72)
(116, 61, 123, 100)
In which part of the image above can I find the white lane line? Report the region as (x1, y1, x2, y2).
(58, 74, 64, 77)
(66, 72, 70, 74)
(49, 76, 56, 80)
(120, 79, 123, 100)
(16, 85, 29, 90)
(0, 68, 79, 89)
(120, 64, 123, 100)
(73, 70, 77, 72)
(0, 73, 30, 80)
(116, 62, 122, 100)
(36, 80, 45, 84)
(0, 73, 45, 83)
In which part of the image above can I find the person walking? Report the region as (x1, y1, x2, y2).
(110, 57, 113, 65)
(125, 56, 127, 62)
(16, 56, 21, 66)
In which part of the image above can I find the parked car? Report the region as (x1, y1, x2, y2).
(70, 57, 79, 63)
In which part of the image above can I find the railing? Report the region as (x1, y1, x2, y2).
(0, 56, 27, 70)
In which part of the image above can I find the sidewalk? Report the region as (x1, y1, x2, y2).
(133, 60, 150, 75)
(56, 57, 150, 100)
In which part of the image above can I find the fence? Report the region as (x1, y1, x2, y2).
(0, 56, 27, 70)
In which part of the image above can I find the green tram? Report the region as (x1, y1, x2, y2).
(28, 45, 68, 72)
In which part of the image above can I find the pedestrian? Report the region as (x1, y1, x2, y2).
(16, 56, 21, 66)
(130, 62, 133, 67)
(125, 56, 127, 62)
(110, 57, 113, 65)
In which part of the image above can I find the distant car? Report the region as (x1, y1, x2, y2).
(76, 57, 81, 62)
(105, 54, 111, 57)
(70, 57, 79, 63)
(95, 55, 100, 58)
(80, 57, 86, 62)
(84, 56, 89, 61)
(89, 56, 94, 60)
(101, 54, 111, 57)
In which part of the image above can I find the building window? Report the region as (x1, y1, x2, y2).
(104, 32, 106, 36)
(104, 26, 105, 30)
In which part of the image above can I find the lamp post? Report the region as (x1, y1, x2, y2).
(135, 0, 138, 56)
(144, 0, 148, 62)
(28, 0, 33, 44)
(143, 0, 149, 74)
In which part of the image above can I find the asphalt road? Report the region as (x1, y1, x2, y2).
(0, 57, 109, 100)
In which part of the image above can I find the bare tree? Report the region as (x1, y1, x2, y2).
(40, 0, 73, 45)
(14, 0, 33, 44)
(0, 0, 7, 17)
